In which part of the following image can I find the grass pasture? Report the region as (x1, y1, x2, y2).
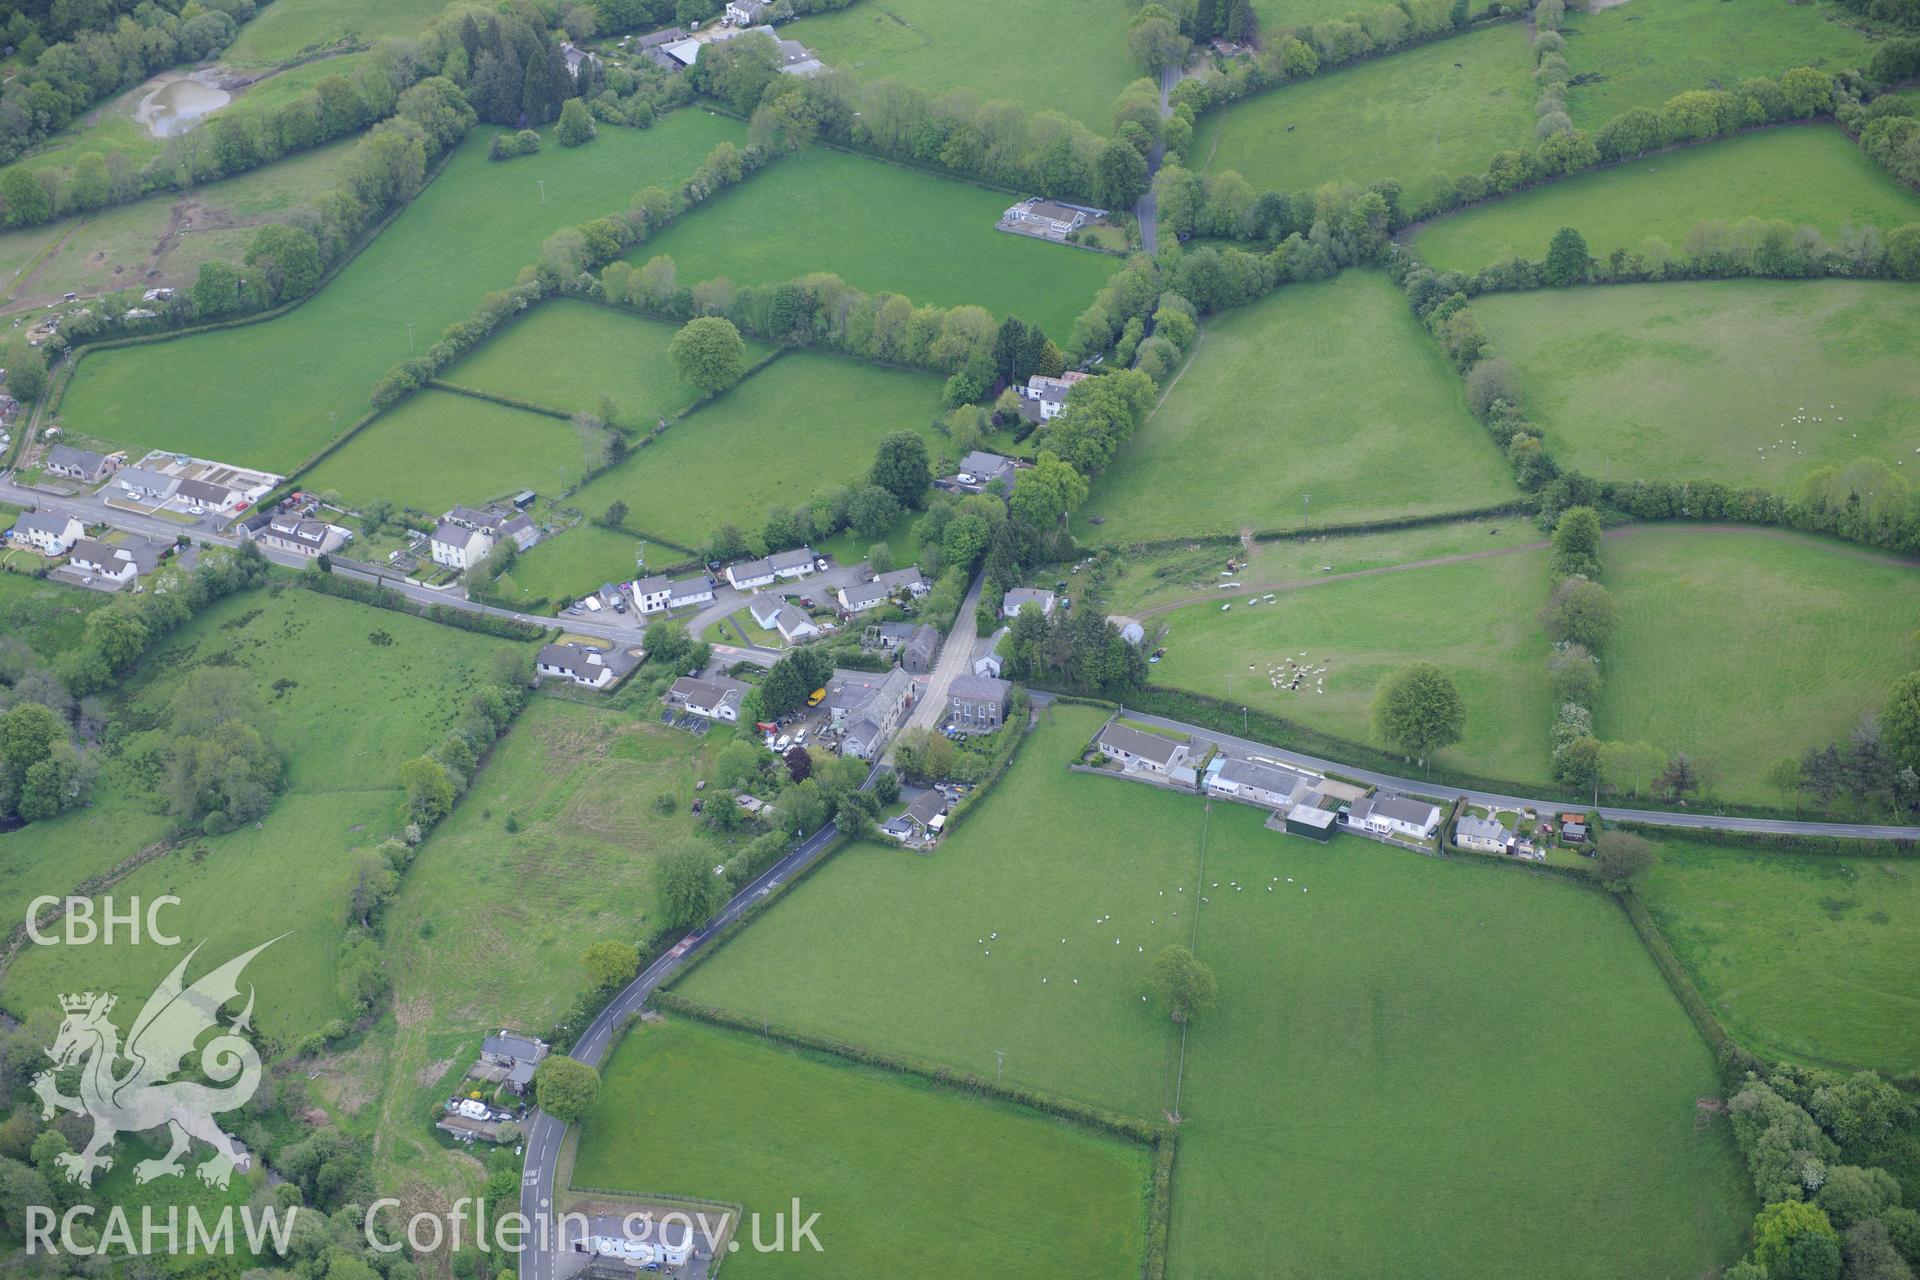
(1, 135, 358, 312)
(0, 587, 527, 1043)
(444, 298, 775, 428)
(1075, 271, 1517, 543)
(303, 389, 601, 515)
(1598, 526, 1920, 806)
(1412, 126, 1920, 274)
(491, 522, 651, 608)
(337, 700, 736, 1206)
(1473, 279, 1920, 489)
(575, 1018, 1152, 1280)
(1146, 543, 1555, 783)
(629, 147, 1117, 340)
(679, 705, 1751, 1280)
(1190, 22, 1537, 205)
(223, 0, 451, 64)
(56, 112, 745, 471)
(1637, 836, 1920, 1072)
(570, 350, 946, 551)
(783, 0, 1138, 131)
(1169, 811, 1752, 1280)
(1561, 0, 1872, 128)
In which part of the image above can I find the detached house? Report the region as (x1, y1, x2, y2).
(1455, 814, 1508, 853)
(115, 467, 178, 503)
(1345, 793, 1442, 841)
(257, 511, 348, 558)
(1096, 722, 1188, 775)
(430, 521, 494, 571)
(947, 675, 1011, 733)
(67, 538, 138, 584)
(535, 642, 618, 690)
(838, 566, 928, 614)
(9, 511, 84, 555)
(45, 444, 111, 484)
(948, 450, 1019, 493)
(1016, 372, 1088, 423)
(1205, 757, 1314, 810)
(749, 596, 821, 643)
(727, 548, 816, 590)
(668, 674, 748, 722)
(1002, 587, 1056, 619)
(174, 476, 239, 511)
(1003, 198, 1093, 237)
(725, 0, 769, 23)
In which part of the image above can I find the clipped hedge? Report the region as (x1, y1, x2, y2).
(1616, 891, 1764, 1078)
(1611, 821, 1918, 860)
(295, 568, 547, 642)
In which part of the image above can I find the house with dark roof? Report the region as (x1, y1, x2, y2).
(947, 450, 1019, 493)
(881, 788, 949, 844)
(175, 476, 239, 510)
(1096, 722, 1188, 774)
(1002, 198, 1099, 238)
(45, 444, 111, 483)
(475, 1031, 548, 1095)
(632, 573, 673, 614)
(727, 547, 816, 590)
(827, 667, 915, 759)
(1205, 757, 1315, 810)
(668, 674, 748, 722)
(1345, 792, 1442, 841)
(750, 595, 821, 643)
(1002, 587, 1056, 619)
(948, 674, 1011, 733)
(257, 512, 348, 557)
(973, 626, 1009, 678)
(666, 574, 715, 609)
(536, 642, 618, 690)
(10, 510, 85, 555)
(838, 566, 928, 614)
(431, 521, 493, 571)
(902, 623, 940, 674)
(635, 26, 689, 68)
(67, 538, 137, 584)
(1455, 814, 1508, 852)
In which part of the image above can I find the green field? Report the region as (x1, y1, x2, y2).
(1637, 836, 1920, 1072)
(57, 111, 745, 471)
(1168, 809, 1751, 1280)
(570, 350, 947, 551)
(680, 706, 1750, 1280)
(576, 1018, 1150, 1280)
(491, 521, 650, 607)
(629, 147, 1117, 340)
(1598, 526, 1920, 805)
(1412, 126, 1920, 274)
(1075, 271, 1517, 542)
(0, 586, 527, 1043)
(1, 135, 358, 311)
(784, 0, 1138, 131)
(1473, 279, 1920, 489)
(1562, 0, 1872, 128)
(303, 389, 601, 516)
(224, 0, 450, 64)
(1252, 0, 1387, 29)
(444, 298, 775, 429)
(1191, 22, 1537, 205)
(1148, 544, 1554, 783)
(330, 700, 736, 1204)
(0, 570, 104, 658)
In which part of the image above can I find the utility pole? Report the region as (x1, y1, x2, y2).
(406, 320, 415, 353)
(994, 1049, 1005, 1085)
(537, 178, 546, 204)
(1303, 493, 1311, 531)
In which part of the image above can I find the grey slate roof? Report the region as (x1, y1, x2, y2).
(14, 510, 78, 537)
(1456, 814, 1508, 844)
(1369, 793, 1441, 828)
(433, 521, 488, 551)
(1215, 757, 1313, 798)
(1098, 723, 1184, 766)
(46, 443, 106, 475)
(948, 674, 1011, 705)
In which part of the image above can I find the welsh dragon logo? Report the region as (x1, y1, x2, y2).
(31, 938, 278, 1189)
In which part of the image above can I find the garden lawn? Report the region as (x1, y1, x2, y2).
(0, 586, 528, 1044)
(56, 112, 744, 472)
(570, 350, 946, 552)
(783, 0, 1138, 131)
(1146, 543, 1554, 784)
(1169, 810, 1753, 1280)
(1561, 0, 1872, 129)
(302, 389, 599, 515)
(490, 522, 650, 609)
(1412, 125, 1920, 274)
(1473, 279, 1920, 489)
(1075, 271, 1517, 542)
(574, 1018, 1152, 1280)
(1636, 835, 1920, 1072)
(338, 700, 738, 1207)
(224, 0, 450, 64)
(629, 147, 1116, 340)
(444, 298, 775, 428)
(1597, 525, 1920, 807)
(676, 705, 1189, 1117)
(1190, 22, 1537, 206)
(1, 136, 358, 311)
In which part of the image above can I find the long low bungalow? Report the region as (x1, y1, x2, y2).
(666, 574, 716, 609)
(1096, 722, 1188, 774)
(1345, 792, 1442, 841)
(838, 566, 928, 613)
(67, 538, 138, 584)
(1205, 757, 1315, 810)
(535, 642, 621, 690)
(1454, 814, 1508, 852)
(668, 674, 748, 721)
